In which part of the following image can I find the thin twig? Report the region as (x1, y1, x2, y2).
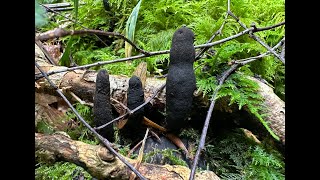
(35, 52, 166, 80)
(249, 29, 285, 64)
(233, 37, 285, 65)
(189, 37, 284, 180)
(111, 97, 132, 113)
(35, 61, 147, 180)
(129, 128, 150, 180)
(127, 135, 150, 158)
(35, 19, 285, 81)
(150, 130, 161, 142)
(94, 83, 166, 130)
(228, 11, 285, 64)
(39, 4, 109, 47)
(35, 28, 150, 56)
(35, 28, 255, 80)
(189, 64, 239, 180)
(195, 11, 229, 61)
(194, 28, 253, 49)
(35, 40, 58, 65)
(143, 116, 167, 132)
(127, 130, 161, 158)
(280, 41, 285, 59)
(253, 21, 285, 32)
(131, 83, 166, 114)
(69, 91, 93, 107)
(94, 113, 129, 130)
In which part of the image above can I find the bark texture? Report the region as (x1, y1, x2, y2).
(35, 133, 220, 180)
(248, 77, 285, 144)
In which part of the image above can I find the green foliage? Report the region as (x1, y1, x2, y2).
(138, 0, 193, 31)
(189, 16, 222, 45)
(125, 0, 142, 57)
(244, 146, 285, 180)
(125, 0, 142, 42)
(75, 0, 110, 31)
(205, 129, 284, 179)
(220, 73, 279, 140)
(117, 144, 132, 156)
(65, 103, 96, 140)
(73, 0, 79, 22)
(36, 0, 285, 178)
(144, 148, 188, 167)
(35, 162, 92, 180)
(59, 37, 74, 67)
(36, 121, 55, 134)
(108, 0, 139, 32)
(35, 0, 48, 28)
(72, 47, 136, 75)
(218, 73, 263, 110)
(180, 128, 201, 142)
(197, 70, 279, 140)
(37, 0, 62, 3)
(197, 74, 219, 97)
(66, 103, 92, 122)
(144, 29, 175, 51)
(138, 29, 173, 74)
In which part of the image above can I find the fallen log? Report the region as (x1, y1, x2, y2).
(35, 133, 220, 180)
(35, 44, 285, 145)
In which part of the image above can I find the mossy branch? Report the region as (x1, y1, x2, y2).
(35, 133, 220, 180)
(39, 3, 109, 47)
(35, 28, 151, 56)
(35, 61, 148, 180)
(35, 52, 284, 179)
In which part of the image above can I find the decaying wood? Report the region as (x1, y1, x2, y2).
(248, 77, 285, 144)
(35, 133, 220, 180)
(35, 45, 284, 144)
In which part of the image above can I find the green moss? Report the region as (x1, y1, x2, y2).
(204, 129, 284, 179)
(35, 162, 92, 180)
(144, 148, 188, 167)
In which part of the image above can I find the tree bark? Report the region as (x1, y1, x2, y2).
(35, 44, 285, 145)
(247, 76, 285, 144)
(35, 133, 220, 180)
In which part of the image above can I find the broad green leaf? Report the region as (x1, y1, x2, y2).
(59, 38, 74, 67)
(74, 0, 79, 22)
(35, 0, 48, 27)
(125, 0, 142, 57)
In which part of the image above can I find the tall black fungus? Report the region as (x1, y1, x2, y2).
(121, 75, 145, 142)
(165, 26, 196, 133)
(93, 69, 114, 142)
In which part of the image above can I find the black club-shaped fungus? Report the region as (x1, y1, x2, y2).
(121, 75, 145, 142)
(165, 26, 196, 133)
(93, 69, 114, 142)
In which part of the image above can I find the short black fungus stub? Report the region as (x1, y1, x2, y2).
(120, 75, 145, 142)
(93, 69, 114, 142)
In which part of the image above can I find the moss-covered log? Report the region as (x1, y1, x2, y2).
(35, 133, 220, 180)
(35, 44, 285, 145)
